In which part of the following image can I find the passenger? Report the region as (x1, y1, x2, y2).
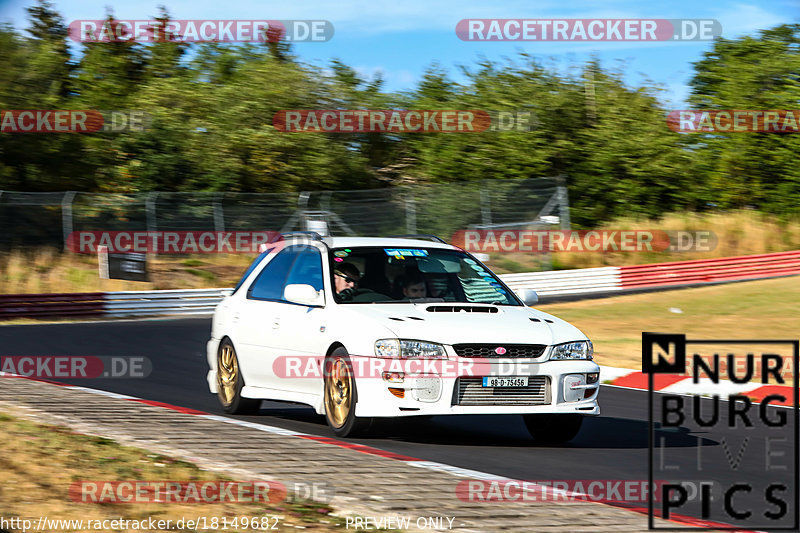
(401, 270, 427, 299)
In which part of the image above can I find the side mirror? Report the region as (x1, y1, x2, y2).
(518, 289, 538, 306)
(284, 284, 325, 307)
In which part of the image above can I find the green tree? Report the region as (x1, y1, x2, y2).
(687, 24, 800, 215)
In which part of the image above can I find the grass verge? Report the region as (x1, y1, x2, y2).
(537, 275, 800, 370)
(0, 411, 348, 532)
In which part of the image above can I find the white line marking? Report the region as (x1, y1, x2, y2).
(63, 386, 136, 400)
(407, 461, 511, 480)
(200, 414, 302, 436)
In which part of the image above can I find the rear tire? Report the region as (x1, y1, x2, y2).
(324, 347, 373, 437)
(216, 339, 260, 415)
(523, 414, 583, 444)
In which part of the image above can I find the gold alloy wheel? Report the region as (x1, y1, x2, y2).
(217, 344, 238, 406)
(325, 356, 352, 428)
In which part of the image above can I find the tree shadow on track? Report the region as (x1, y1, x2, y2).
(365, 415, 715, 449)
(246, 405, 718, 450)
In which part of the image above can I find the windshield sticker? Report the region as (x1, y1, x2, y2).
(464, 258, 477, 265)
(334, 251, 348, 257)
(384, 248, 428, 257)
(334, 257, 344, 263)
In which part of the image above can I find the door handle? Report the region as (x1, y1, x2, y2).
(272, 317, 280, 329)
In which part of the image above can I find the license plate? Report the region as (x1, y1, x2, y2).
(482, 376, 528, 388)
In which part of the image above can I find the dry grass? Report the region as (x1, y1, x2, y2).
(0, 250, 254, 294)
(0, 411, 346, 532)
(537, 275, 800, 371)
(1, 210, 799, 292)
(488, 210, 800, 274)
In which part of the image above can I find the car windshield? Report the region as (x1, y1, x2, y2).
(330, 246, 521, 305)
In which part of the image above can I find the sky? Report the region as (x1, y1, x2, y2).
(0, 0, 797, 106)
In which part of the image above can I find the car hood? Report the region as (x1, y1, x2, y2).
(339, 303, 587, 346)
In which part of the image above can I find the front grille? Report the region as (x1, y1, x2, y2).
(452, 343, 547, 358)
(454, 376, 550, 406)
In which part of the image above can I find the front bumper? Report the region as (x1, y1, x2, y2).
(351, 355, 600, 417)
(206, 338, 218, 394)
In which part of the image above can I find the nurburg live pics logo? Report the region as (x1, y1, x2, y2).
(643, 332, 799, 530)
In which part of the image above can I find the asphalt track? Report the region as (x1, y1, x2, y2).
(1, 318, 797, 531)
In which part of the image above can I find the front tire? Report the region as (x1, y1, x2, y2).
(216, 339, 260, 415)
(324, 347, 373, 437)
(523, 414, 583, 444)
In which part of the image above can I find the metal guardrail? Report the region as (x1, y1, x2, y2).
(0, 292, 105, 318)
(618, 250, 800, 289)
(103, 288, 228, 317)
(500, 267, 622, 297)
(0, 251, 798, 320)
(503, 250, 800, 298)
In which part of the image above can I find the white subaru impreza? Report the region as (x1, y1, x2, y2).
(207, 234, 599, 443)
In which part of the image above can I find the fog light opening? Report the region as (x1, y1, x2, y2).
(586, 372, 599, 384)
(382, 371, 405, 383)
(563, 374, 587, 403)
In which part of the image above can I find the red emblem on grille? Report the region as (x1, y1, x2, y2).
(495, 346, 507, 355)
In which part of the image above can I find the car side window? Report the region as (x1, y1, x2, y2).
(285, 245, 324, 290)
(248, 248, 299, 301)
(232, 251, 268, 295)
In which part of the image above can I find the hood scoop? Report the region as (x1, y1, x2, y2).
(426, 305, 498, 313)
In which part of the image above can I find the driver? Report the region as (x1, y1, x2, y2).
(334, 262, 360, 294)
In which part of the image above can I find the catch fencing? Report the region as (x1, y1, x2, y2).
(0, 176, 569, 250)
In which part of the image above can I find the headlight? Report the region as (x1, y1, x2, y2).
(549, 340, 593, 360)
(374, 339, 445, 359)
